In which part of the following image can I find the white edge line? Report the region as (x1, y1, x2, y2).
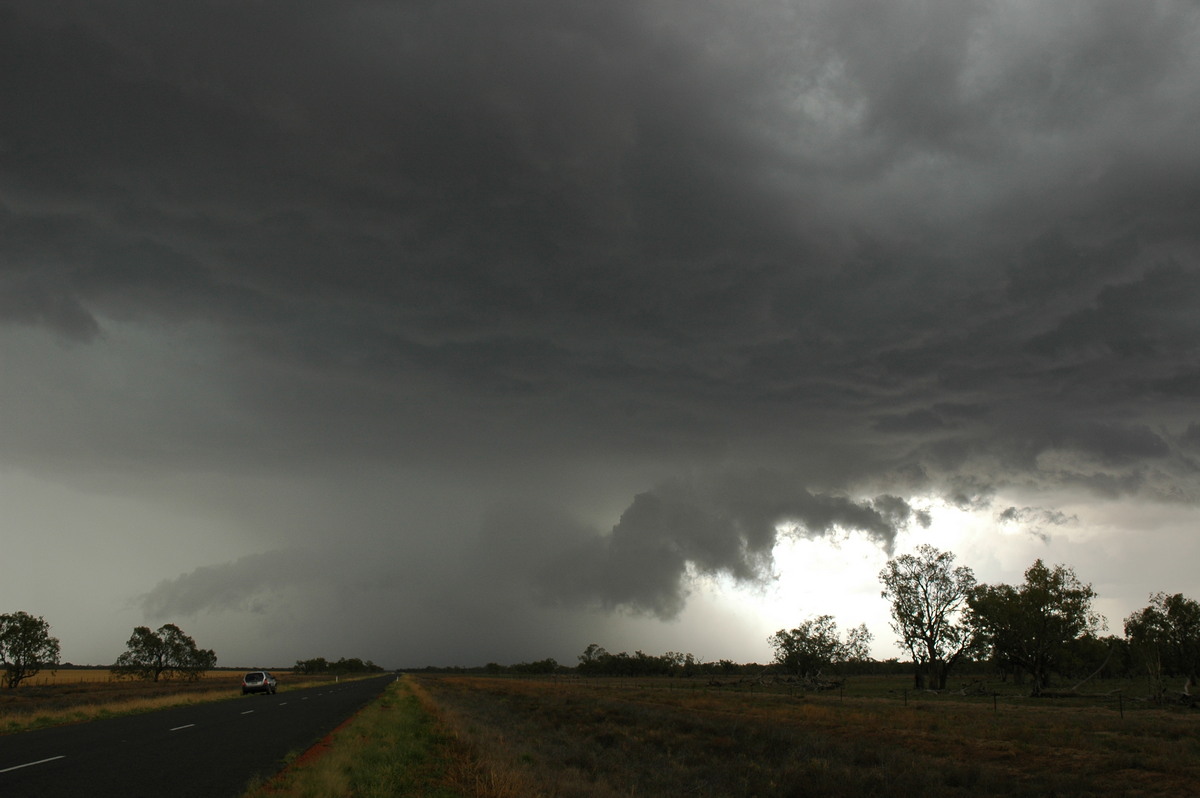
(241, 710, 254, 715)
(169, 723, 196, 731)
(0, 755, 66, 774)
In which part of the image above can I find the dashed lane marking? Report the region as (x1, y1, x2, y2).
(1, 756, 66, 774)
(169, 724, 195, 731)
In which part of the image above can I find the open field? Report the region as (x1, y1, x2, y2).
(399, 674, 1200, 798)
(8, 671, 1199, 796)
(15, 668, 240, 686)
(0, 668, 349, 733)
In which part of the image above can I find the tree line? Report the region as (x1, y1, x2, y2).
(472, 647, 746, 678)
(478, 546, 1199, 700)
(0, 616, 373, 688)
(872, 545, 1199, 698)
(6, 545, 1197, 698)
(292, 656, 386, 675)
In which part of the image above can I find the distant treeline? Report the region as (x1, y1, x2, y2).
(407, 549, 1200, 706)
(404, 647, 884, 678)
(292, 656, 386, 675)
(402, 636, 1160, 683)
(405, 652, 898, 678)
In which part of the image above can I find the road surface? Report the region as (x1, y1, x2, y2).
(0, 674, 394, 798)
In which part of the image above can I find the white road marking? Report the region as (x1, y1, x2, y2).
(0, 756, 66, 773)
(169, 724, 195, 731)
(241, 710, 255, 715)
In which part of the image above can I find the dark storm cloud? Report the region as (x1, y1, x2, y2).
(1027, 265, 1200, 359)
(0, 265, 100, 341)
(137, 549, 325, 618)
(133, 470, 927, 629)
(5, 0, 1200, 664)
(478, 474, 925, 619)
(997, 505, 1077, 543)
(997, 506, 1075, 527)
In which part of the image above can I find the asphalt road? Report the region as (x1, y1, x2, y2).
(0, 674, 395, 798)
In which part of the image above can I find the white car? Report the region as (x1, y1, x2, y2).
(241, 671, 278, 695)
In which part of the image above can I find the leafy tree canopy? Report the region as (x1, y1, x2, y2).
(575, 644, 702, 677)
(968, 559, 1102, 696)
(111, 623, 216, 682)
(769, 614, 872, 677)
(293, 656, 384, 674)
(1124, 592, 1200, 695)
(0, 611, 61, 688)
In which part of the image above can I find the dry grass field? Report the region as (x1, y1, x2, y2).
(405, 675, 1200, 798)
(16, 667, 235, 686)
(0, 669, 340, 733)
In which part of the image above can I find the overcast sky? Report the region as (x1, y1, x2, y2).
(4, 0, 1200, 669)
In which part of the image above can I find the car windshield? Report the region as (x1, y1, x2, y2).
(244, 673, 264, 682)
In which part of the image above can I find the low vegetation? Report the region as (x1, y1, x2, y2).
(244, 678, 461, 798)
(417, 674, 1198, 797)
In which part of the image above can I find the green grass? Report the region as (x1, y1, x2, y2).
(243, 677, 462, 798)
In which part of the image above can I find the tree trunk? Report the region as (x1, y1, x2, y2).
(1030, 663, 1048, 697)
(927, 659, 950, 690)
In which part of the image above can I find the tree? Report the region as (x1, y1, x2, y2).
(577, 643, 610, 676)
(0, 611, 61, 688)
(1124, 592, 1200, 699)
(111, 623, 217, 681)
(512, 657, 560, 675)
(294, 657, 330, 675)
(880, 545, 977, 690)
(769, 615, 872, 678)
(968, 560, 1102, 696)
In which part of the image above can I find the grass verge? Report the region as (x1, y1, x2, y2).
(1, 684, 244, 734)
(243, 676, 468, 798)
